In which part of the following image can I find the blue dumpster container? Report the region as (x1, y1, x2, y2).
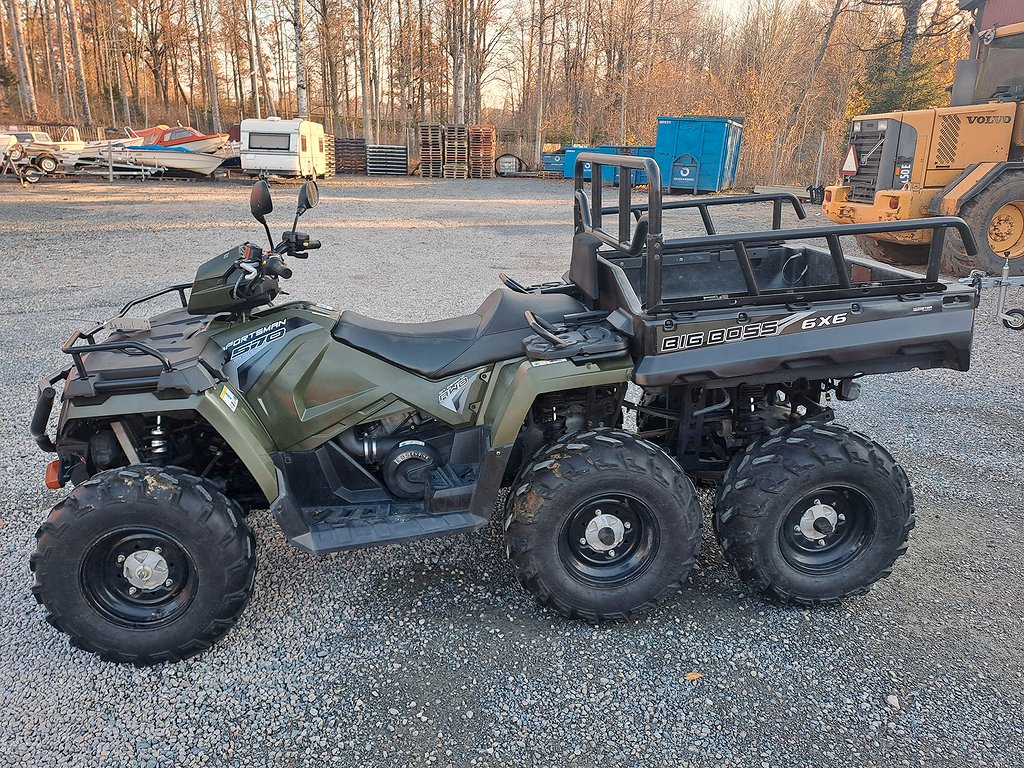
(653, 116, 743, 193)
(563, 145, 618, 180)
(542, 151, 565, 175)
(612, 146, 656, 186)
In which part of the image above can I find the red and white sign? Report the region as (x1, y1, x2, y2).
(841, 145, 859, 175)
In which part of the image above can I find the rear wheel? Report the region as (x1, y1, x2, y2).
(854, 235, 929, 266)
(9, 144, 25, 161)
(714, 422, 914, 605)
(504, 429, 701, 622)
(31, 465, 256, 664)
(37, 154, 59, 173)
(943, 173, 1024, 277)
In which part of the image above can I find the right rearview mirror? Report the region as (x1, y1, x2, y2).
(250, 180, 273, 223)
(296, 180, 319, 217)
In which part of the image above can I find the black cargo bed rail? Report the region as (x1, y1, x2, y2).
(572, 152, 980, 313)
(599, 192, 807, 233)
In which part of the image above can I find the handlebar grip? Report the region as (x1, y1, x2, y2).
(264, 256, 292, 279)
(305, 240, 321, 250)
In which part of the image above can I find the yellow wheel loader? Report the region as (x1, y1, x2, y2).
(823, 1, 1024, 276)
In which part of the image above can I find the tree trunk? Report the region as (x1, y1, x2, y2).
(356, 0, 372, 141)
(293, 0, 308, 117)
(533, 0, 546, 165)
(65, 0, 92, 125)
(896, 0, 924, 80)
(109, 0, 130, 126)
(199, 0, 222, 130)
(778, 0, 845, 160)
(7, 0, 38, 119)
(244, 0, 260, 118)
(53, 0, 74, 118)
(451, 0, 465, 123)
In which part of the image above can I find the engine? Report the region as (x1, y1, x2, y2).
(337, 412, 453, 499)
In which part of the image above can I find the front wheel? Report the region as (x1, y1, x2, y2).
(504, 429, 701, 622)
(1003, 308, 1024, 330)
(714, 422, 914, 605)
(31, 465, 256, 664)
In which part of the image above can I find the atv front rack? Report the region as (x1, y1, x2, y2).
(573, 152, 981, 314)
(60, 283, 192, 381)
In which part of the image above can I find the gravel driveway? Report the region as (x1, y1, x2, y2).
(1, 177, 1022, 767)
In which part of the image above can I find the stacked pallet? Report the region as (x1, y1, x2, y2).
(335, 137, 367, 174)
(366, 144, 409, 175)
(443, 124, 469, 179)
(468, 125, 496, 179)
(419, 124, 444, 178)
(324, 134, 336, 178)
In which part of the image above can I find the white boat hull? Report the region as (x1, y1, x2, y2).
(95, 148, 225, 175)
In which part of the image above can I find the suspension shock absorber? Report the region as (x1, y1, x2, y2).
(734, 384, 769, 441)
(149, 416, 170, 458)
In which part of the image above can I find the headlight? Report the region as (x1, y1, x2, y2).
(877, 119, 888, 130)
(853, 121, 862, 132)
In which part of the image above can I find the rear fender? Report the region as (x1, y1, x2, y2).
(468, 356, 632, 518)
(61, 385, 279, 500)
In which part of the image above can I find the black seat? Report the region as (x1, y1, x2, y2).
(332, 288, 586, 379)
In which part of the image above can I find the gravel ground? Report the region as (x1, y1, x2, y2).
(1, 177, 1022, 767)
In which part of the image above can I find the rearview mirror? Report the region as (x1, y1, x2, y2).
(250, 180, 273, 223)
(296, 180, 319, 217)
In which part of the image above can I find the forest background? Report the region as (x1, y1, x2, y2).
(1, 0, 970, 184)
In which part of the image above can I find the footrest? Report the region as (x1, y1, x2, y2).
(294, 502, 487, 554)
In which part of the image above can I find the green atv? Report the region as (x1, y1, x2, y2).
(29, 155, 979, 664)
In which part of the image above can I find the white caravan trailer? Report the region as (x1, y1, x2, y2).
(240, 117, 326, 178)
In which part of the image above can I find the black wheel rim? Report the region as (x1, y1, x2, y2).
(81, 527, 198, 627)
(778, 486, 875, 575)
(559, 494, 660, 587)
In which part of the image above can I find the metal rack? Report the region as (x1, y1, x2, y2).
(366, 145, 409, 175)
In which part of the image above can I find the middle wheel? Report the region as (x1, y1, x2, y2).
(504, 429, 702, 622)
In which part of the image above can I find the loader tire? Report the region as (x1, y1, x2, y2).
(31, 465, 256, 665)
(504, 429, 701, 622)
(943, 172, 1024, 277)
(714, 422, 914, 606)
(854, 235, 929, 266)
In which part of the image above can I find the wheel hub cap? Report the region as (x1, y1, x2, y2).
(584, 513, 626, 552)
(122, 549, 169, 591)
(988, 202, 1024, 259)
(798, 501, 838, 541)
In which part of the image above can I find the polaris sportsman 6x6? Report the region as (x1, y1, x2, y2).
(30, 155, 979, 664)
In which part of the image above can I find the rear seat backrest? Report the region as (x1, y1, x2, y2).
(568, 233, 602, 309)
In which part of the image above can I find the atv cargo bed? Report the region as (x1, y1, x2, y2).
(568, 153, 979, 389)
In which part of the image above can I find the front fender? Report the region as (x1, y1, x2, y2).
(61, 384, 279, 501)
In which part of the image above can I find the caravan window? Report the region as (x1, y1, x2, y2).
(301, 136, 308, 152)
(249, 132, 291, 150)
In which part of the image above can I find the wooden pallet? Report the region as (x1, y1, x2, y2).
(335, 137, 367, 174)
(419, 123, 444, 178)
(468, 124, 496, 179)
(442, 162, 469, 179)
(324, 133, 336, 178)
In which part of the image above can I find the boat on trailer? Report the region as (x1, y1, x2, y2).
(133, 124, 230, 154)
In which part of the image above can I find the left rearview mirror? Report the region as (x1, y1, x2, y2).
(250, 180, 273, 223)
